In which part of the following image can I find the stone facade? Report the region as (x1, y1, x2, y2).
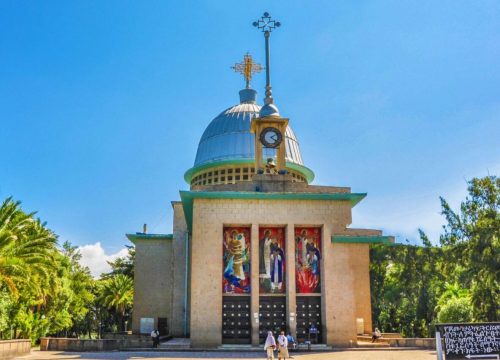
(129, 174, 393, 348)
(131, 237, 174, 334)
(189, 197, 373, 347)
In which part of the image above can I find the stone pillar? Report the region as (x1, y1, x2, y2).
(171, 202, 188, 337)
(251, 223, 260, 346)
(286, 224, 297, 338)
(353, 244, 373, 334)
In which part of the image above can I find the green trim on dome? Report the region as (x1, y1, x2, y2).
(286, 163, 315, 183)
(184, 159, 315, 184)
(184, 159, 253, 183)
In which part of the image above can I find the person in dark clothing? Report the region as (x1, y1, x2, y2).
(150, 329, 160, 348)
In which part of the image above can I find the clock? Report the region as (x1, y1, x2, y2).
(260, 127, 282, 148)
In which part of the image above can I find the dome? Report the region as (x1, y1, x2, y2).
(184, 89, 314, 185)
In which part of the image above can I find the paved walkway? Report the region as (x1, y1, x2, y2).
(18, 349, 437, 360)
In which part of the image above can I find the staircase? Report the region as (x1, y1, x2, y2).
(158, 338, 191, 350)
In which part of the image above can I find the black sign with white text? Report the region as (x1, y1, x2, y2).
(437, 323, 500, 359)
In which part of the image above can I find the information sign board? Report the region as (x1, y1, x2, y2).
(436, 323, 500, 359)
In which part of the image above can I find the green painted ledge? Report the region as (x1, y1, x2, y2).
(331, 235, 395, 244)
(126, 233, 173, 244)
(180, 190, 367, 233)
(184, 159, 315, 184)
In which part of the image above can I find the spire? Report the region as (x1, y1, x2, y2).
(253, 12, 281, 117)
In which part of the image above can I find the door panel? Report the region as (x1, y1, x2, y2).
(296, 296, 322, 343)
(222, 296, 251, 344)
(259, 296, 287, 343)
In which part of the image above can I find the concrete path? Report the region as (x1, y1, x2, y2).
(18, 349, 437, 360)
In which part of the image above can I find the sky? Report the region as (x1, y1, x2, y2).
(1, 1, 499, 277)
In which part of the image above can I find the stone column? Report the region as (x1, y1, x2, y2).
(286, 224, 297, 338)
(251, 223, 260, 346)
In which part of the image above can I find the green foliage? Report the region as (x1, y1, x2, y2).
(439, 176, 500, 321)
(0, 197, 135, 341)
(102, 246, 135, 279)
(98, 274, 134, 332)
(371, 176, 500, 337)
(433, 283, 473, 323)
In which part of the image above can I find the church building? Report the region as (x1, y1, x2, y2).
(127, 13, 394, 348)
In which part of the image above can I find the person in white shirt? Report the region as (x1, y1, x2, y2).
(264, 331, 276, 360)
(371, 328, 382, 342)
(277, 330, 289, 359)
(150, 329, 159, 348)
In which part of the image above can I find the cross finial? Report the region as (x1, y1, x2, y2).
(253, 12, 281, 112)
(252, 12, 281, 33)
(232, 53, 263, 89)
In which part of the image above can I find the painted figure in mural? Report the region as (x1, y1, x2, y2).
(227, 230, 247, 280)
(295, 228, 321, 293)
(307, 248, 319, 276)
(306, 241, 321, 269)
(270, 237, 284, 292)
(298, 229, 309, 266)
(223, 227, 250, 294)
(259, 229, 272, 279)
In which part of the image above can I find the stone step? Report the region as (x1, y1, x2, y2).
(158, 338, 191, 350)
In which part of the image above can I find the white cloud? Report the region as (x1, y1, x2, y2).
(78, 242, 129, 278)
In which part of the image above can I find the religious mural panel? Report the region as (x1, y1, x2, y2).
(295, 227, 321, 293)
(223, 226, 251, 294)
(259, 227, 286, 294)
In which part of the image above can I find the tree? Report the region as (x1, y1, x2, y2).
(98, 274, 133, 332)
(0, 197, 97, 341)
(371, 176, 499, 337)
(0, 198, 57, 298)
(439, 176, 499, 321)
(102, 246, 135, 279)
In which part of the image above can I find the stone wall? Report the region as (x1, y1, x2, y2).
(131, 237, 174, 334)
(189, 197, 374, 348)
(40, 337, 152, 351)
(386, 338, 436, 349)
(0, 340, 31, 360)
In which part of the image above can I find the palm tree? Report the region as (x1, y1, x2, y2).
(99, 274, 133, 331)
(0, 197, 57, 298)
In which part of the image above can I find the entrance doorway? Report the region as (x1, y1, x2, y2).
(222, 296, 251, 344)
(296, 296, 322, 343)
(259, 296, 286, 343)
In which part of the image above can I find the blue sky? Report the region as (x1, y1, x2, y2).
(1, 1, 499, 275)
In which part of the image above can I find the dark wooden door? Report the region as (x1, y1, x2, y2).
(222, 296, 251, 344)
(259, 296, 287, 343)
(157, 317, 168, 336)
(296, 296, 322, 343)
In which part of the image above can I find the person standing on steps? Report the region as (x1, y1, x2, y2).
(264, 331, 276, 360)
(150, 328, 160, 348)
(277, 330, 289, 359)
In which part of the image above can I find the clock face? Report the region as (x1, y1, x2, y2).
(260, 127, 282, 148)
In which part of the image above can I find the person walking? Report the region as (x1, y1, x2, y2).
(277, 330, 289, 359)
(264, 331, 276, 360)
(150, 329, 159, 348)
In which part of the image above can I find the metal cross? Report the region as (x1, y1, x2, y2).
(232, 53, 263, 89)
(252, 12, 281, 105)
(253, 12, 281, 33)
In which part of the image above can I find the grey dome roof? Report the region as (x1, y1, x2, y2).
(193, 90, 304, 167)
